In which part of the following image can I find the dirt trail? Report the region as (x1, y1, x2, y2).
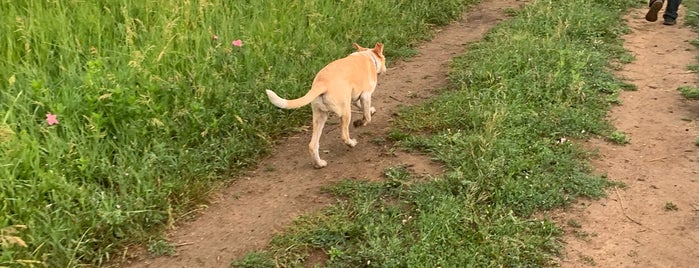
(559, 5, 699, 268)
(124, 0, 524, 267)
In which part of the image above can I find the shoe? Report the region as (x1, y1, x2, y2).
(645, 0, 663, 22)
(663, 18, 676, 25)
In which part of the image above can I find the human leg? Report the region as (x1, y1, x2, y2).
(646, 0, 664, 22)
(663, 0, 682, 24)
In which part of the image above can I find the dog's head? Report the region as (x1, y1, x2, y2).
(353, 42, 387, 74)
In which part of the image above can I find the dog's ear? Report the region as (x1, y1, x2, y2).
(353, 43, 367, 51)
(373, 42, 384, 55)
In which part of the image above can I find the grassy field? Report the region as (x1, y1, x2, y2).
(0, 0, 477, 266)
(232, 0, 642, 267)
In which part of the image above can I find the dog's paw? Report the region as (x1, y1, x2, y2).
(345, 138, 357, 147)
(314, 159, 328, 169)
(353, 119, 365, 128)
(370, 107, 376, 115)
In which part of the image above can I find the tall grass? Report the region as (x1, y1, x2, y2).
(232, 0, 637, 266)
(0, 0, 476, 266)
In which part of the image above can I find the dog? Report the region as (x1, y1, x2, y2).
(265, 43, 387, 168)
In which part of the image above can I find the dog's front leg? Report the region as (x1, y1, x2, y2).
(353, 93, 375, 127)
(309, 108, 329, 168)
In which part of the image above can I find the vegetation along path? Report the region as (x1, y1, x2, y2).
(126, 0, 526, 267)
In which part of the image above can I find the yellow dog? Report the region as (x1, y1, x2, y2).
(266, 43, 387, 168)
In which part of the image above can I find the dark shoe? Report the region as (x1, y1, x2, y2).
(646, 0, 663, 22)
(663, 18, 676, 25)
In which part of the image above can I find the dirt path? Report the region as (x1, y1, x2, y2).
(559, 5, 699, 268)
(124, 0, 524, 267)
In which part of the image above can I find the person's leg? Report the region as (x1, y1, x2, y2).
(646, 0, 664, 22)
(663, 0, 682, 24)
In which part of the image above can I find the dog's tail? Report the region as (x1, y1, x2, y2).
(265, 87, 325, 109)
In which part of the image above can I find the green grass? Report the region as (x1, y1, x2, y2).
(0, 0, 478, 266)
(233, 0, 637, 267)
(685, 0, 699, 28)
(685, 1, 699, 150)
(678, 86, 699, 99)
(687, 0, 699, 74)
(147, 239, 175, 257)
(608, 131, 631, 144)
(664, 201, 679, 211)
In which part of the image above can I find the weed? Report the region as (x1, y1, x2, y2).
(384, 165, 411, 179)
(607, 93, 623, 105)
(383, 165, 412, 190)
(678, 86, 699, 99)
(579, 254, 597, 266)
(504, 7, 519, 17)
(263, 165, 276, 172)
(628, 249, 639, 257)
(619, 82, 638, 91)
(573, 230, 596, 242)
(567, 219, 582, 228)
(370, 137, 387, 145)
(147, 239, 175, 257)
(664, 202, 679, 211)
(327, 246, 345, 261)
(608, 131, 630, 145)
(617, 52, 636, 64)
(231, 252, 275, 268)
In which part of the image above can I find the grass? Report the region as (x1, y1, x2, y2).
(147, 239, 175, 257)
(684, 0, 699, 151)
(685, 0, 699, 28)
(232, 0, 638, 266)
(664, 201, 679, 211)
(608, 131, 631, 144)
(0, 0, 478, 266)
(678, 86, 699, 99)
(567, 219, 582, 229)
(579, 254, 597, 266)
(688, 0, 699, 75)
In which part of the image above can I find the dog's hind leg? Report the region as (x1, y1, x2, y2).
(340, 106, 357, 148)
(309, 107, 329, 168)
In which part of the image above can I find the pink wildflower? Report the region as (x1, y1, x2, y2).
(231, 39, 243, 47)
(46, 113, 59, 125)
(212, 34, 219, 41)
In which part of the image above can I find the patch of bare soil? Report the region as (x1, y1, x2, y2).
(123, 0, 524, 267)
(558, 6, 699, 268)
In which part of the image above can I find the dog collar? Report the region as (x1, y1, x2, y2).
(367, 52, 381, 73)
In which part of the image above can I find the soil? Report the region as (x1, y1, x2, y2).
(557, 5, 699, 268)
(123, 1, 699, 267)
